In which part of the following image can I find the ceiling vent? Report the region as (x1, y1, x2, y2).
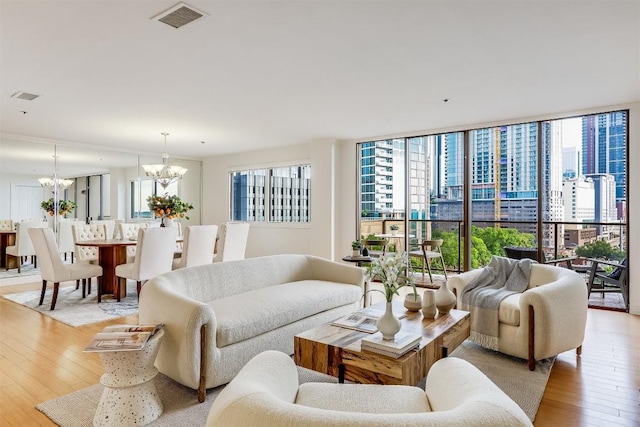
(151, 2, 207, 29)
(11, 91, 40, 101)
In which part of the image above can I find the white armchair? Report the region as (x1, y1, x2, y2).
(207, 350, 532, 426)
(447, 263, 587, 370)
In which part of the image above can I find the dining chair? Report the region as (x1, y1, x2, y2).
(28, 228, 103, 310)
(418, 239, 447, 283)
(0, 219, 13, 231)
(361, 238, 388, 258)
(5, 221, 48, 272)
(213, 222, 250, 262)
(91, 219, 116, 239)
(72, 223, 107, 263)
(115, 227, 178, 298)
(172, 225, 218, 270)
(117, 223, 147, 263)
(57, 219, 80, 262)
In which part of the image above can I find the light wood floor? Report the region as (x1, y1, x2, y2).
(0, 279, 638, 426)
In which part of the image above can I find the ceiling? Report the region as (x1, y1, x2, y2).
(1, 0, 638, 173)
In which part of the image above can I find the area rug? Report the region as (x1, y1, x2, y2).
(0, 263, 41, 281)
(36, 340, 553, 426)
(2, 286, 138, 327)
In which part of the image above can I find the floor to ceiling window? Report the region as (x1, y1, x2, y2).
(356, 110, 628, 273)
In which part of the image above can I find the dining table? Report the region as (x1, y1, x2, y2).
(0, 230, 16, 269)
(75, 239, 137, 302)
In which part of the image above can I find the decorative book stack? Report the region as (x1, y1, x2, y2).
(360, 330, 422, 358)
(331, 306, 408, 333)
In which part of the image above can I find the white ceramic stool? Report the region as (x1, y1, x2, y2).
(93, 329, 164, 426)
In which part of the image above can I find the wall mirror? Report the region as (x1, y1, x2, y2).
(0, 137, 201, 230)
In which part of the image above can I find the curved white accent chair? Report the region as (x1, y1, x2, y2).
(115, 227, 178, 298)
(5, 221, 47, 272)
(207, 350, 532, 427)
(0, 219, 13, 231)
(28, 228, 103, 310)
(90, 219, 116, 239)
(448, 263, 587, 370)
(172, 225, 218, 270)
(57, 219, 80, 262)
(213, 222, 250, 263)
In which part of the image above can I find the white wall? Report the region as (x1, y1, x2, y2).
(0, 173, 45, 221)
(203, 102, 639, 315)
(202, 140, 339, 259)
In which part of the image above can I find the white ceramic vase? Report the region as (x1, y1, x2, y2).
(403, 292, 422, 311)
(377, 302, 401, 340)
(421, 289, 436, 319)
(352, 249, 360, 257)
(435, 281, 456, 315)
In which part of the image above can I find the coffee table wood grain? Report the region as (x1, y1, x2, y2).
(294, 302, 470, 386)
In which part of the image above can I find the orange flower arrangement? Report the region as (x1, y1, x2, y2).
(147, 194, 193, 220)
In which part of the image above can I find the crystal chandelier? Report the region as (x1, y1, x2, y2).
(39, 146, 74, 190)
(142, 132, 188, 189)
(38, 177, 74, 189)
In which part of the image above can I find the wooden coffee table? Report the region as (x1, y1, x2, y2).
(294, 302, 470, 386)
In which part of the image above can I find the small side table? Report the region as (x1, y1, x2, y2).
(342, 255, 373, 307)
(94, 329, 164, 426)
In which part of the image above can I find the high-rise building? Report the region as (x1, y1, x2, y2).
(582, 111, 626, 218)
(562, 177, 595, 227)
(562, 146, 581, 179)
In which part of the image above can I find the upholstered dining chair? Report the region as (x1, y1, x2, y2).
(28, 228, 103, 310)
(115, 227, 177, 298)
(213, 222, 250, 262)
(5, 221, 47, 272)
(57, 219, 80, 262)
(72, 223, 107, 263)
(90, 219, 116, 240)
(0, 219, 13, 231)
(117, 222, 147, 263)
(172, 225, 218, 270)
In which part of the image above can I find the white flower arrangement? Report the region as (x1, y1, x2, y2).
(365, 251, 416, 302)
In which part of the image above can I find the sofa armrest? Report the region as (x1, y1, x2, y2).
(207, 350, 300, 426)
(426, 357, 532, 426)
(139, 276, 217, 389)
(310, 256, 365, 288)
(519, 271, 588, 357)
(447, 268, 483, 306)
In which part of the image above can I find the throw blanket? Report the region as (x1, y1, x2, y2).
(460, 256, 534, 351)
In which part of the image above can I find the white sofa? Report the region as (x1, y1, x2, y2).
(447, 263, 587, 369)
(138, 254, 364, 402)
(207, 350, 533, 426)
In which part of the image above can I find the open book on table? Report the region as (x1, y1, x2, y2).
(331, 306, 407, 333)
(84, 324, 164, 353)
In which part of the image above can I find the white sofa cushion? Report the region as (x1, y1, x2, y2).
(296, 383, 431, 413)
(498, 294, 521, 326)
(211, 280, 361, 347)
